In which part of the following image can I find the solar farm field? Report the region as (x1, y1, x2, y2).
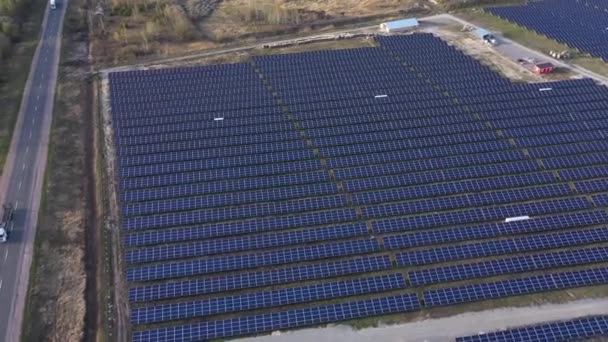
(108, 33, 608, 342)
(485, 0, 608, 62)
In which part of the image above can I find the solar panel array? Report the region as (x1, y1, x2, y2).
(109, 33, 608, 341)
(456, 315, 608, 342)
(485, 0, 608, 61)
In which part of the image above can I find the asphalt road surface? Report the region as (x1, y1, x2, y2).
(0, 0, 66, 340)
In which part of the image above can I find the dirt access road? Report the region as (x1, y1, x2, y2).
(0, 0, 67, 340)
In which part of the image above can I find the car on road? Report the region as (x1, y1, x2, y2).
(0, 204, 14, 243)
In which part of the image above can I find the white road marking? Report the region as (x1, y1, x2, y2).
(4, 250, 7, 261)
(32, 118, 35, 124)
(34, 106, 37, 112)
(29, 131, 32, 139)
(14, 202, 18, 209)
(21, 163, 25, 170)
(18, 181, 22, 190)
(25, 146, 29, 154)
(37, 95, 40, 101)
(0, 279, 3, 292)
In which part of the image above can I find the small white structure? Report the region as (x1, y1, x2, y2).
(504, 216, 530, 223)
(380, 18, 419, 33)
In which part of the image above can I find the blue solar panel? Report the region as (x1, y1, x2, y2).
(128, 255, 393, 302)
(109, 32, 608, 339)
(125, 223, 368, 260)
(410, 246, 608, 286)
(132, 294, 421, 342)
(485, 0, 608, 61)
(131, 273, 406, 325)
(397, 227, 608, 267)
(373, 197, 590, 234)
(124, 208, 358, 243)
(127, 238, 380, 281)
(423, 267, 608, 307)
(123, 195, 348, 230)
(384, 211, 608, 250)
(456, 315, 608, 342)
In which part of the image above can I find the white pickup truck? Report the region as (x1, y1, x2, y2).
(0, 204, 14, 243)
(50, 0, 56, 9)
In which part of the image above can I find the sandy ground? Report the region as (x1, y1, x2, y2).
(236, 299, 608, 342)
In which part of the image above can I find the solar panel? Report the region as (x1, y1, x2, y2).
(423, 267, 608, 307)
(131, 273, 406, 325)
(410, 246, 608, 286)
(132, 294, 421, 342)
(128, 255, 393, 302)
(127, 238, 380, 281)
(456, 315, 608, 342)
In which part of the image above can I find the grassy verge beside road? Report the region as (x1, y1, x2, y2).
(0, 0, 46, 172)
(457, 9, 608, 77)
(21, 0, 93, 339)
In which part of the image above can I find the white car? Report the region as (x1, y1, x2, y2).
(0, 227, 7, 243)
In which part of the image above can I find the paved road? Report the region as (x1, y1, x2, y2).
(0, 0, 66, 340)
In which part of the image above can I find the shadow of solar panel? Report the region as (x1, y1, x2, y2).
(132, 294, 421, 342)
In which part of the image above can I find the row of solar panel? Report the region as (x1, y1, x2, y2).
(374, 197, 590, 234)
(131, 273, 406, 325)
(126, 220, 608, 304)
(123, 209, 604, 268)
(119, 149, 526, 191)
(111, 91, 603, 132)
(410, 246, 608, 286)
(122, 195, 349, 230)
(125, 222, 368, 260)
(397, 226, 608, 267)
(125, 201, 599, 282)
(122, 197, 589, 254)
(132, 294, 421, 342)
(112, 88, 607, 130)
(130, 267, 608, 342)
(456, 315, 608, 342)
(126, 238, 380, 282)
(128, 255, 392, 302)
(122, 169, 554, 216)
(122, 182, 339, 216)
(122, 183, 572, 230)
(424, 267, 608, 307)
(385, 210, 607, 250)
(113, 120, 607, 170)
(121, 169, 329, 202)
